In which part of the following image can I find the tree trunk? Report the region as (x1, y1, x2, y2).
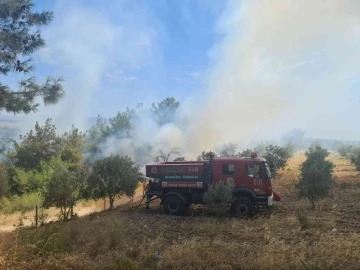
(311, 199, 315, 209)
(64, 206, 68, 220)
(60, 206, 66, 220)
(109, 196, 114, 209)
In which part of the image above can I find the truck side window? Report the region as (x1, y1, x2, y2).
(222, 164, 235, 175)
(246, 164, 260, 178)
(259, 163, 269, 179)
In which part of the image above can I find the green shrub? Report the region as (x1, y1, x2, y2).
(296, 145, 335, 208)
(263, 144, 292, 177)
(203, 179, 235, 206)
(337, 144, 355, 158)
(296, 211, 310, 230)
(0, 192, 43, 214)
(350, 189, 360, 199)
(0, 164, 9, 198)
(349, 147, 360, 171)
(339, 182, 352, 189)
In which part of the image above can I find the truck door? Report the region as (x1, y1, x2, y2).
(220, 163, 249, 188)
(245, 162, 272, 195)
(220, 163, 236, 183)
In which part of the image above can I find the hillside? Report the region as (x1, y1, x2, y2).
(0, 151, 359, 269)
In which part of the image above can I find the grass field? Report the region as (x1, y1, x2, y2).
(0, 152, 359, 269)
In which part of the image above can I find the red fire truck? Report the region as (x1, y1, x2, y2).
(145, 152, 281, 217)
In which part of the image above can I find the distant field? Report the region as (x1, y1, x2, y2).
(0, 151, 359, 269)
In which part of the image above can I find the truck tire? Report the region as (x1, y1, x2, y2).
(163, 195, 185, 215)
(231, 197, 255, 218)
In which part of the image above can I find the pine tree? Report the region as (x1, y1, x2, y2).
(0, 0, 64, 114)
(150, 97, 180, 126)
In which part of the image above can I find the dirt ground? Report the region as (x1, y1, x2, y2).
(0, 186, 145, 232)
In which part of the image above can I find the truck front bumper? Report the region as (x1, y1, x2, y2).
(255, 194, 274, 207)
(267, 193, 274, 206)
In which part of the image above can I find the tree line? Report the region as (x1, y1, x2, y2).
(0, 95, 307, 219)
(0, 118, 146, 219)
(0, 96, 181, 219)
(336, 143, 360, 171)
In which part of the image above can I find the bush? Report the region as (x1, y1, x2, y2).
(349, 147, 360, 172)
(263, 144, 292, 177)
(0, 164, 9, 198)
(296, 145, 335, 208)
(0, 192, 43, 214)
(203, 179, 235, 206)
(43, 161, 88, 220)
(296, 211, 310, 230)
(337, 144, 355, 158)
(284, 141, 296, 156)
(339, 182, 353, 189)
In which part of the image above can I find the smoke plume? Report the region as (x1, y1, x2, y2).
(5, 0, 360, 165)
(70, 0, 360, 164)
(185, 0, 360, 157)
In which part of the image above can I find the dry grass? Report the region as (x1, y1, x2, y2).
(0, 152, 359, 270)
(0, 185, 145, 232)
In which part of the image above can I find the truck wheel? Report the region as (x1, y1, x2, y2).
(231, 197, 255, 218)
(163, 195, 185, 215)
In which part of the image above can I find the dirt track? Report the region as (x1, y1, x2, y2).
(0, 187, 145, 232)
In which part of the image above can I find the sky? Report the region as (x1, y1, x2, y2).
(31, 0, 226, 117)
(2, 0, 360, 145)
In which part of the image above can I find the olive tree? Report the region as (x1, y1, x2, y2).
(0, 163, 9, 198)
(296, 145, 335, 208)
(43, 158, 88, 220)
(88, 155, 144, 209)
(349, 147, 360, 172)
(263, 144, 291, 177)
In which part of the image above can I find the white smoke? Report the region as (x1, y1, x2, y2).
(6, 0, 360, 165)
(77, 0, 360, 164)
(185, 0, 360, 155)
(93, 106, 187, 167)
